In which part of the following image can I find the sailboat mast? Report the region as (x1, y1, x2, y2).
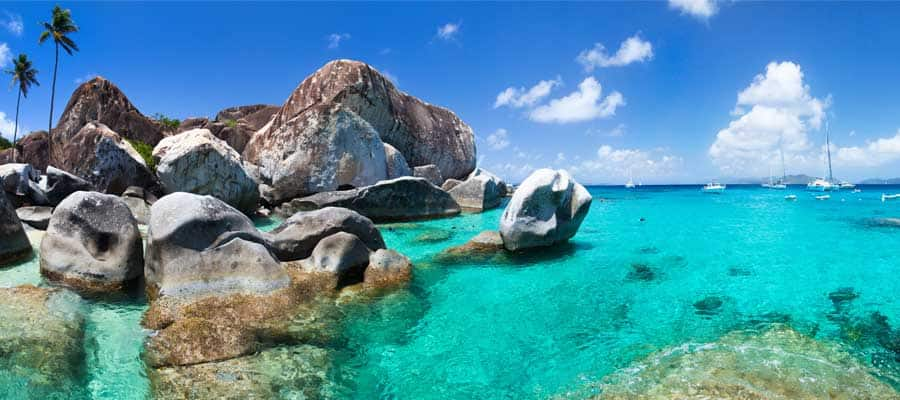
(779, 141, 786, 181)
(825, 121, 834, 182)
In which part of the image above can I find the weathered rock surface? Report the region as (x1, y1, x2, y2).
(52, 76, 170, 146)
(364, 248, 412, 288)
(267, 207, 384, 261)
(0, 163, 46, 206)
(468, 168, 510, 196)
(50, 122, 155, 194)
(448, 174, 502, 211)
(243, 59, 475, 200)
(0, 286, 86, 397)
(40, 191, 143, 292)
(42, 166, 92, 205)
(153, 129, 259, 213)
(499, 169, 591, 251)
(0, 191, 31, 265)
(434, 230, 505, 264)
(441, 178, 462, 192)
(0, 130, 50, 170)
(244, 103, 389, 202)
(16, 206, 52, 230)
(384, 143, 412, 179)
(413, 164, 444, 186)
(277, 177, 460, 222)
(591, 325, 900, 399)
(178, 105, 278, 154)
(215, 104, 279, 130)
(144, 192, 289, 300)
(122, 196, 150, 225)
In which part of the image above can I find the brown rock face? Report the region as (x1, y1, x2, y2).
(0, 131, 50, 170)
(178, 105, 278, 154)
(53, 77, 169, 147)
(244, 59, 476, 199)
(215, 104, 278, 131)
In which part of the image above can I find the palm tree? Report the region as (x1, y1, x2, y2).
(39, 5, 78, 141)
(4, 54, 39, 163)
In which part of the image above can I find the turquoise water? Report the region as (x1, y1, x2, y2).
(1, 185, 899, 398)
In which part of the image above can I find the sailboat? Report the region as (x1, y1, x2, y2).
(624, 169, 636, 189)
(702, 182, 726, 193)
(763, 138, 788, 189)
(807, 122, 836, 192)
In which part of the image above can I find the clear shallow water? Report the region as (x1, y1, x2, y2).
(1, 185, 899, 398)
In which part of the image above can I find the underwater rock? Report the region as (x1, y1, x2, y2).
(637, 246, 660, 255)
(828, 287, 859, 308)
(267, 206, 385, 261)
(591, 325, 900, 399)
(693, 296, 724, 316)
(278, 177, 461, 222)
(40, 191, 143, 292)
(626, 263, 655, 282)
(15, 205, 52, 230)
(0, 286, 85, 396)
(0, 191, 31, 266)
(447, 174, 502, 211)
(435, 230, 505, 264)
(499, 168, 592, 251)
(413, 228, 454, 243)
(153, 128, 259, 213)
(364, 248, 413, 288)
(727, 266, 753, 277)
(149, 344, 330, 400)
(144, 192, 289, 300)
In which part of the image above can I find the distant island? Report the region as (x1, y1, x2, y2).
(859, 178, 900, 184)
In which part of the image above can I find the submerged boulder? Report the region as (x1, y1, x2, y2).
(40, 191, 143, 292)
(278, 177, 460, 222)
(153, 128, 259, 213)
(0, 191, 31, 265)
(243, 59, 475, 201)
(448, 174, 502, 211)
(144, 192, 289, 300)
(434, 230, 505, 264)
(50, 122, 155, 194)
(267, 207, 385, 261)
(364, 248, 412, 288)
(499, 169, 591, 251)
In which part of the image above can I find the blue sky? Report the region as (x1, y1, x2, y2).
(2, 1, 900, 183)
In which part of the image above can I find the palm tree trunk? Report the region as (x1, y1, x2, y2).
(48, 42, 59, 160)
(13, 88, 21, 163)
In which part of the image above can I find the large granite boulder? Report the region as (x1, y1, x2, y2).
(384, 143, 412, 179)
(144, 192, 289, 300)
(0, 130, 50, 170)
(277, 177, 461, 222)
(40, 191, 143, 292)
(468, 168, 510, 196)
(41, 166, 92, 205)
(50, 122, 155, 194)
(153, 129, 259, 213)
(244, 103, 389, 202)
(215, 104, 279, 130)
(448, 174, 502, 211)
(0, 163, 46, 206)
(178, 105, 278, 154)
(364, 248, 412, 288)
(499, 169, 592, 251)
(52, 76, 169, 146)
(413, 164, 444, 186)
(267, 207, 385, 261)
(298, 232, 373, 289)
(243, 59, 475, 200)
(16, 206, 52, 230)
(0, 191, 31, 265)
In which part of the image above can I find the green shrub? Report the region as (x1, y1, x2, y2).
(152, 113, 181, 130)
(126, 139, 156, 173)
(0, 136, 11, 151)
(225, 119, 238, 128)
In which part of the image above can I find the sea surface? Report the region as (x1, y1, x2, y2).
(2, 185, 900, 398)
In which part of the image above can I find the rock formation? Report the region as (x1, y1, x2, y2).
(40, 191, 144, 292)
(413, 164, 444, 186)
(42, 166, 92, 205)
(0, 190, 31, 265)
(178, 104, 278, 153)
(0, 131, 50, 170)
(499, 169, 591, 251)
(16, 206, 52, 230)
(153, 128, 259, 213)
(448, 174, 502, 211)
(266, 206, 385, 261)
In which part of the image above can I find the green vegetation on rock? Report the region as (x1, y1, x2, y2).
(153, 113, 181, 130)
(126, 139, 156, 172)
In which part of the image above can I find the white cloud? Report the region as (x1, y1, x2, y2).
(1, 12, 23, 36)
(0, 111, 18, 142)
(494, 77, 561, 109)
(486, 128, 511, 150)
(577, 34, 653, 71)
(834, 130, 900, 167)
(379, 48, 392, 55)
(608, 123, 627, 137)
(437, 23, 460, 41)
(568, 145, 682, 182)
(327, 33, 350, 49)
(486, 162, 537, 183)
(530, 77, 625, 124)
(0, 43, 11, 69)
(669, 0, 718, 20)
(709, 61, 830, 176)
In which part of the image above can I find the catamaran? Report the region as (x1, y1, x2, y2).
(807, 122, 837, 192)
(882, 193, 900, 202)
(702, 182, 726, 193)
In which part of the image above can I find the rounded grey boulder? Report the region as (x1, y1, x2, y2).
(40, 191, 143, 292)
(267, 207, 385, 261)
(0, 191, 31, 266)
(448, 174, 502, 211)
(499, 169, 592, 251)
(302, 232, 372, 289)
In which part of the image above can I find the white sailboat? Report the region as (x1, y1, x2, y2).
(882, 193, 900, 202)
(764, 138, 787, 189)
(807, 122, 836, 192)
(702, 182, 726, 193)
(624, 169, 636, 189)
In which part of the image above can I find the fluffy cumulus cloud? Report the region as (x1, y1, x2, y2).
(486, 128, 511, 150)
(1, 12, 23, 36)
(834, 130, 900, 167)
(327, 33, 351, 49)
(530, 77, 625, 124)
(709, 61, 830, 176)
(669, 0, 718, 20)
(577, 34, 653, 71)
(494, 77, 561, 109)
(0, 111, 18, 142)
(569, 145, 682, 182)
(0, 42, 11, 69)
(437, 23, 460, 40)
